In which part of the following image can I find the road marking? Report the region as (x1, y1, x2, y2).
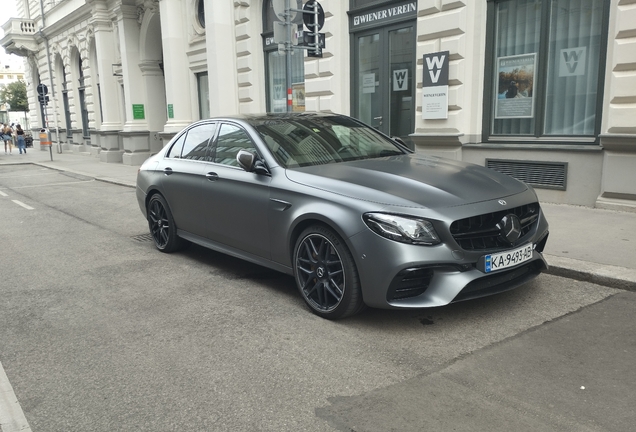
(0, 360, 32, 432)
(9, 179, 94, 189)
(11, 200, 34, 210)
(0, 190, 7, 197)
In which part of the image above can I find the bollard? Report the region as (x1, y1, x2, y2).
(39, 128, 53, 161)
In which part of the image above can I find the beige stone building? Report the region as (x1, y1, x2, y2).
(2, 0, 635, 210)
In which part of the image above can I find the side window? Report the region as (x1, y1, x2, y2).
(213, 123, 257, 167)
(166, 133, 186, 159)
(182, 123, 216, 160)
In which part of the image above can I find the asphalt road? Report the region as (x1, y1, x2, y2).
(1, 164, 633, 431)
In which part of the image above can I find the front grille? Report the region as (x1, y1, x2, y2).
(387, 268, 434, 301)
(450, 203, 540, 251)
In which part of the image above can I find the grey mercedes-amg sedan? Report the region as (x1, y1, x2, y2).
(136, 113, 549, 319)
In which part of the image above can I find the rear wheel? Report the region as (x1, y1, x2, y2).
(147, 194, 187, 253)
(294, 225, 365, 319)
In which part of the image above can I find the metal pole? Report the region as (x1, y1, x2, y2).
(285, 0, 292, 113)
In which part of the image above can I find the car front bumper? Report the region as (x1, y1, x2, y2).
(347, 210, 549, 310)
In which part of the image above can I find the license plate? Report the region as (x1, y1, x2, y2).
(484, 244, 533, 273)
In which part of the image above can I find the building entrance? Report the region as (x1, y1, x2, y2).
(353, 23, 415, 140)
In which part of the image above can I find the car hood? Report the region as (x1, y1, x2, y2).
(285, 154, 528, 208)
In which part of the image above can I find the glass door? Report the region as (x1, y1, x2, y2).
(354, 24, 415, 139)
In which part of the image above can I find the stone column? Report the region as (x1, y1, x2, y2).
(115, 2, 152, 165)
(205, 0, 239, 116)
(158, 0, 194, 133)
(88, 0, 125, 162)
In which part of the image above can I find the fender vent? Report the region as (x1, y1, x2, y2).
(486, 159, 567, 190)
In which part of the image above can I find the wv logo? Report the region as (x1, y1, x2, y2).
(563, 50, 583, 73)
(559, 47, 586, 77)
(426, 54, 446, 84)
(393, 69, 408, 91)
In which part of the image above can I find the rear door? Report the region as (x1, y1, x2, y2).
(159, 122, 217, 236)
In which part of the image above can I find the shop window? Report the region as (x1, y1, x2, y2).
(484, 0, 609, 141)
(262, 0, 305, 113)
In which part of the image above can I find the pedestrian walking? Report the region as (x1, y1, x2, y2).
(15, 124, 26, 154)
(2, 123, 13, 154)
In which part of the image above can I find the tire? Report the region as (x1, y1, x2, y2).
(293, 225, 365, 319)
(147, 194, 187, 253)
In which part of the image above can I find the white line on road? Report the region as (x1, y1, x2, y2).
(11, 200, 34, 210)
(0, 360, 32, 432)
(0, 190, 7, 197)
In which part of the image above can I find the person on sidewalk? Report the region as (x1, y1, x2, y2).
(2, 123, 13, 154)
(15, 124, 26, 154)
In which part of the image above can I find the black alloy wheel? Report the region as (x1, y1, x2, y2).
(294, 225, 365, 319)
(147, 194, 187, 253)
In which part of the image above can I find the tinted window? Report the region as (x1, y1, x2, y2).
(182, 123, 216, 160)
(213, 124, 257, 167)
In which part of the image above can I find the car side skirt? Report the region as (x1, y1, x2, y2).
(177, 229, 294, 275)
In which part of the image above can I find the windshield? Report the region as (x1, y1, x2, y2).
(253, 115, 405, 168)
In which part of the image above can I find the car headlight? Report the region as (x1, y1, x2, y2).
(363, 213, 440, 245)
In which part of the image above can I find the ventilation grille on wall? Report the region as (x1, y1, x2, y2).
(486, 159, 568, 190)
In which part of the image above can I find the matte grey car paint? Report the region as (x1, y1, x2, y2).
(136, 113, 549, 311)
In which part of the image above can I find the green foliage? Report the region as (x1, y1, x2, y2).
(0, 80, 29, 112)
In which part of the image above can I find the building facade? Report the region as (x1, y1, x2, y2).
(1, 0, 635, 210)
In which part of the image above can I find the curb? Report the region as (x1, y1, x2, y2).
(544, 254, 636, 291)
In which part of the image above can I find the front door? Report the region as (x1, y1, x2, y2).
(353, 24, 415, 140)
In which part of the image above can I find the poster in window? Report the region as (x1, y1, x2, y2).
(495, 53, 536, 119)
(292, 82, 305, 112)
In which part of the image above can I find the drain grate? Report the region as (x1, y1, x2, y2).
(132, 233, 154, 242)
(486, 159, 568, 190)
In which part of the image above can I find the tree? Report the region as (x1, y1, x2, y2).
(0, 80, 29, 112)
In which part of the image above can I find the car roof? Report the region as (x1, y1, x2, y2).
(204, 112, 353, 125)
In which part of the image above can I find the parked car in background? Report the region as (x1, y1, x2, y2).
(136, 113, 549, 319)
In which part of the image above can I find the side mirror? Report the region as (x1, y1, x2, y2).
(237, 149, 270, 176)
(237, 149, 255, 171)
(392, 136, 407, 146)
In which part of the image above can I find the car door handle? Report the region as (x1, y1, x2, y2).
(206, 172, 219, 181)
(163, 167, 173, 175)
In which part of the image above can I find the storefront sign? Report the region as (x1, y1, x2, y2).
(559, 46, 586, 77)
(132, 104, 145, 120)
(350, 1, 417, 31)
(422, 51, 449, 120)
(362, 73, 376, 94)
(495, 53, 536, 119)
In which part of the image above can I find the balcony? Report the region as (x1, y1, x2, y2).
(1, 18, 39, 57)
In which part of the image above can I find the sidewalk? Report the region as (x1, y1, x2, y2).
(2, 146, 635, 291)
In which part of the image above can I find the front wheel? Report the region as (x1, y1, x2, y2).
(147, 194, 187, 253)
(293, 225, 365, 319)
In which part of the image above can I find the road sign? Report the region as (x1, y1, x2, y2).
(272, 0, 301, 21)
(37, 83, 48, 96)
(38, 95, 50, 105)
(302, 31, 325, 58)
(303, 0, 325, 31)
